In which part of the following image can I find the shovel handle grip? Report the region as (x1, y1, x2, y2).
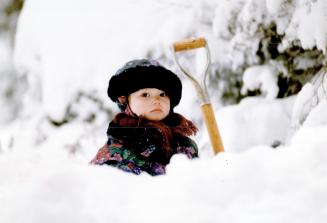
(173, 37, 207, 52)
(200, 103, 224, 154)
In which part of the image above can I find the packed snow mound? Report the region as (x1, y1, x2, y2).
(1, 123, 326, 223)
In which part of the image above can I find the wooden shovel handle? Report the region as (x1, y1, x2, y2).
(200, 103, 224, 154)
(173, 37, 207, 52)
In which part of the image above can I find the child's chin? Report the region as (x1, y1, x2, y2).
(145, 114, 166, 121)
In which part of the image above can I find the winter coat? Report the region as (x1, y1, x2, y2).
(90, 112, 199, 176)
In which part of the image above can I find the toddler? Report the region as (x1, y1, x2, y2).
(90, 59, 199, 176)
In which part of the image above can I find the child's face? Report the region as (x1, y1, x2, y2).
(128, 88, 170, 121)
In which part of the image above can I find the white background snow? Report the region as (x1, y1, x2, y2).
(1, 0, 327, 222)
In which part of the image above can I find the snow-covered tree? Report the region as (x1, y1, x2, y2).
(211, 0, 327, 103)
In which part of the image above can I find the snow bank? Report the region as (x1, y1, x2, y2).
(1, 122, 326, 223)
(217, 96, 294, 152)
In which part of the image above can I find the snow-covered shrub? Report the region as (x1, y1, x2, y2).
(211, 0, 327, 103)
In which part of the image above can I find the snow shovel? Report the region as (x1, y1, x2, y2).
(172, 37, 224, 154)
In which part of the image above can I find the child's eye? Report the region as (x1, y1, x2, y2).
(160, 92, 167, 97)
(141, 92, 150, 97)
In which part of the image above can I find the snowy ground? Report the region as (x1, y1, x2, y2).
(1, 111, 327, 223)
(1, 0, 327, 222)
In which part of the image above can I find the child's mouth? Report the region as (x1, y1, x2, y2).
(151, 108, 162, 112)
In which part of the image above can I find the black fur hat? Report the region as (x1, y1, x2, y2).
(108, 59, 182, 110)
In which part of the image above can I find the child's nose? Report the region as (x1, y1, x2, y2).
(152, 95, 161, 104)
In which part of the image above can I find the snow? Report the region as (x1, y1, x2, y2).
(14, 0, 198, 120)
(0, 36, 13, 124)
(217, 96, 294, 152)
(265, 0, 284, 15)
(0, 35, 11, 65)
(291, 83, 317, 129)
(281, 0, 327, 53)
(303, 100, 327, 127)
(1, 0, 327, 222)
(241, 64, 279, 99)
(1, 126, 327, 223)
(291, 67, 327, 130)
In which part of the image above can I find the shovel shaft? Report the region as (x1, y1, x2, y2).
(173, 37, 206, 52)
(172, 37, 225, 155)
(200, 103, 224, 154)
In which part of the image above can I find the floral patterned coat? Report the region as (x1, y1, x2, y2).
(90, 135, 198, 176)
(90, 112, 199, 176)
